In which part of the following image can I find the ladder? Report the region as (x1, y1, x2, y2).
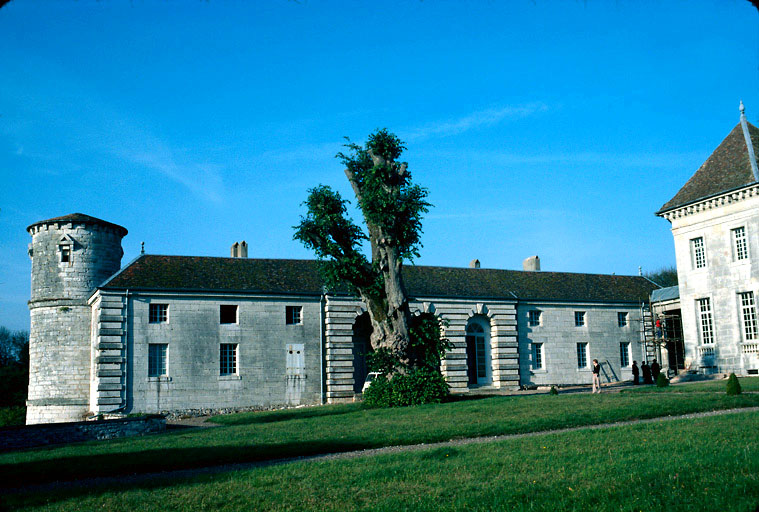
(639, 303, 658, 363)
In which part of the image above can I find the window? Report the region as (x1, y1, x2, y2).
(149, 304, 168, 324)
(620, 342, 630, 367)
(148, 344, 167, 377)
(575, 311, 585, 327)
(740, 292, 758, 341)
(733, 227, 749, 261)
(220, 343, 238, 375)
(527, 310, 541, 327)
(60, 246, 71, 263)
(220, 305, 238, 324)
(286, 306, 302, 325)
(691, 237, 706, 269)
(697, 298, 714, 345)
(532, 343, 543, 370)
(576, 342, 588, 368)
(618, 312, 628, 327)
(466, 323, 487, 379)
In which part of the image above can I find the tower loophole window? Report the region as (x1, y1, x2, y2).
(59, 245, 72, 264)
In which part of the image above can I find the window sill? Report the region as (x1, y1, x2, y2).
(576, 368, 590, 372)
(531, 369, 547, 374)
(147, 376, 172, 382)
(219, 375, 241, 381)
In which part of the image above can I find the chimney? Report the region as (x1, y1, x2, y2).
(231, 241, 248, 258)
(469, 259, 481, 269)
(523, 255, 540, 271)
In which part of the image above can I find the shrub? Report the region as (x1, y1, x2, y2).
(726, 373, 742, 395)
(0, 406, 26, 427)
(363, 368, 449, 408)
(656, 373, 669, 387)
(549, 386, 559, 395)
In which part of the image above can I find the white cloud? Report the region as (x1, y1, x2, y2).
(404, 103, 549, 141)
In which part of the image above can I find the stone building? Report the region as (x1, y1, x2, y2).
(27, 215, 656, 424)
(655, 102, 759, 375)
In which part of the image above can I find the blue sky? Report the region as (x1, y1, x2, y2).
(1, 0, 758, 331)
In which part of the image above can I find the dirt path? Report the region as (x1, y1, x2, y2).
(7, 406, 759, 497)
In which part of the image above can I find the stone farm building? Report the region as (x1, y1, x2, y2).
(26, 214, 656, 424)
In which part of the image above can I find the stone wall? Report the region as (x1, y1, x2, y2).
(125, 292, 324, 413)
(665, 186, 759, 374)
(518, 302, 643, 387)
(0, 416, 165, 452)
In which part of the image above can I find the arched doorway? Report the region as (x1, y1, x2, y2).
(352, 312, 373, 393)
(466, 318, 491, 386)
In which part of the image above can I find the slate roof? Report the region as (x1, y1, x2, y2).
(102, 255, 658, 304)
(650, 285, 679, 303)
(657, 122, 759, 214)
(27, 213, 128, 237)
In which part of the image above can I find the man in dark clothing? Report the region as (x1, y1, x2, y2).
(642, 361, 653, 384)
(632, 361, 639, 385)
(651, 360, 661, 382)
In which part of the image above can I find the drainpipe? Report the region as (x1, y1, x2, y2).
(319, 290, 326, 404)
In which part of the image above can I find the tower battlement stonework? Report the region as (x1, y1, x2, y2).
(27, 214, 126, 424)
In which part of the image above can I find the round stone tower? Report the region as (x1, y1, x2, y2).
(26, 213, 127, 424)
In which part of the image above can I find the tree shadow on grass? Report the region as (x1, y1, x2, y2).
(1, 439, 371, 507)
(209, 402, 366, 426)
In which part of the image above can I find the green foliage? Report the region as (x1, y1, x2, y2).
(363, 368, 449, 408)
(656, 373, 669, 387)
(0, 327, 28, 408)
(0, 406, 26, 427)
(644, 266, 678, 288)
(366, 347, 399, 374)
(550, 386, 559, 395)
(407, 313, 451, 371)
(726, 373, 742, 395)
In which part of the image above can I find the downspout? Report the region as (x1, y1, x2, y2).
(740, 100, 759, 182)
(319, 290, 326, 404)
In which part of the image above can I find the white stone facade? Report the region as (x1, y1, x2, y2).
(660, 185, 759, 374)
(517, 302, 644, 387)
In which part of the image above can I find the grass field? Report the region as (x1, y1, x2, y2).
(622, 375, 759, 393)
(2, 389, 759, 490)
(8, 410, 759, 511)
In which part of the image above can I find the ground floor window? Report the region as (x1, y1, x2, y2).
(619, 342, 630, 367)
(220, 343, 238, 375)
(576, 342, 588, 368)
(148, 343, 168, 377)
(532, 343, 543, 369)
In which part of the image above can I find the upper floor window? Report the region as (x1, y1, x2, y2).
(697, 298, 714, 345)
(286, 306, 302, 325)
(575, 311, 586, 327)
(148, 344, 168, 377)
(617, 312, 628, 327)
(733, 227, 749, 261)
(220, 305, 238, 324)
(740, 292, 758, 341)
(60, 246, 71, 263)
(527, 310, 541, 327)
(149, 304, 168, 324)
(690, 237, 706, 269)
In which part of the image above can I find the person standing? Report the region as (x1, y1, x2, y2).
(632, 360, 639, 385)
(642, 361, 653, 384)
(651, 359, 661, 382)
(591, 359, 601, 393)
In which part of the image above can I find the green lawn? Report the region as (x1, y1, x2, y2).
(8, 411, 759, 511)
(2, 391, 758, 491)
(622, 375, 759, 393)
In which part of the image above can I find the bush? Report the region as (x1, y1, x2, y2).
(656, 373, 669, 387)
(0, 406, 26, 427)
(549, 386, 559, 395)
(364, 368, 449, 408)
(726, 373, 742, 395)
